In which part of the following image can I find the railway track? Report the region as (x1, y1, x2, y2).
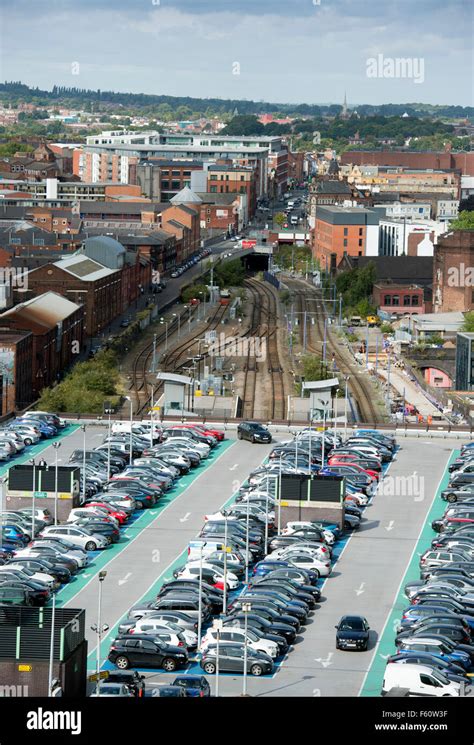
(243, 278, 287, 420)
(287, 280, 382, 424)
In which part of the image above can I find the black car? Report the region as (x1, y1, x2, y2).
(225, 611, 296, 643)
(172, 675, 211, 697)
(6, 557, 71, 584)
(105, 669, 145, 697)
(237, 422, 272, 444)
(335, 615, 370, 651)
(108, 636, 188, 672)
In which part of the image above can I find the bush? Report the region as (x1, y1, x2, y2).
(380, 323, 394, 334)
(181, 283, 209, 304)
(37, 349, 120, 414)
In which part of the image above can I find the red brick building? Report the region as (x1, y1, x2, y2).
(373, 283, 426, 316)
(433, 230, 474, 313)
(0, 329, 33, 414)
(24, 256, 121, 337)
(206, 161, 257, 217)
(341, 149, 474, 176)
(0, 293, 84, 397)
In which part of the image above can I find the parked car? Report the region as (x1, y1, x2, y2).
(237, 422, 272, 444)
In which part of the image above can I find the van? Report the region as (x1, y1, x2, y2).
(382, 662, 464, 696)
(349, 315, 362, 327)
(287, 200, 295, 209)
(188, 540, 226, 562)
(290, 215, 298, 225)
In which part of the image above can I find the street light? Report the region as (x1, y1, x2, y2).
(91, 570, 109, 696)
(52, 442, 61, 525)
(245, 496, 250, 585)
(213, 618, 223, 698)
(80, 426, 86, 504)
(197, 544, 203, 652)
(160, 317, 168, 352)
(173, 312, 181, 339)
(0, 475, 7, 549)
(344, 376, 350, 441)
(125, 396, 133, 466)
(29, 458, 36, 536)
(48, 592, 56, 697)
(242, 602, 251, 696)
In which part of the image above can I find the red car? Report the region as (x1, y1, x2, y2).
(177, 424, 224, 441)
(328, 452, 382, 473)
(86, 502, 128, 525)
(327, 458, 379, 482)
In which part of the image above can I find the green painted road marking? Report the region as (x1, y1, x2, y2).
(360, 448, 458, 697)
(90, 465, 248, 664)
(55, 439, 236, 609)
(0, 424, 80, 478)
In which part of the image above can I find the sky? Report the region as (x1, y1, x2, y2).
(0, 0, 473, 106)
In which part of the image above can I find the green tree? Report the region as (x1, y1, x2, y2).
(462, 311, 474, 333)
(274, 212, 286, 227)
(221, 115, 265, 136)
(449, 211, 474, 230)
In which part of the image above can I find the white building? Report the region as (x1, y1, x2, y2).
(378, 218, 446, 257)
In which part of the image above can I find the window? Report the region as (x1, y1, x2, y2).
(359, 228, 363, 236)
(240, 175, 245, 181)
(420, 674, 438, 687)
(392, 295, 400, 306)
(161, 180, 169, 189)
(358, 239, 363, 247)
(240, 186, 246, 193)
(171, 181, 180, 190)
(343, 239, 347, 247)
(171, 171, 180, 177)
(343, 228, 348, 236)
(210, 186, 217, 193)
(403, 295, 411, 306)
(206, 208, 211, 215)
(183, 171, 191, 177)
(412, 295, 419, 306)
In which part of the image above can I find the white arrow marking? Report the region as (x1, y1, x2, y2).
(118, 572, 132, 586)
(385, 520, 395, 531)
(315, 652, 333, 668)
(229, 464, 239, 471)
(379, 653, 390, 660)
(355, 582, 365, 596)
(82, 574, 91, 578)
(180, 512, 191, 523)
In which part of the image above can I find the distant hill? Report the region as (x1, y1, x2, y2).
(1, 82, 472, 120)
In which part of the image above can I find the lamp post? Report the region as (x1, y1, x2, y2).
(48, 592, 56, 696)
(125, 396, 133, 466)
(264, 472, 269, 550)
(91, 570, 108, 696)
(103, 403, 113, 479)
(0, 475, 7, 548)
(160, 317, 168, 352)
(322, 317, 327, 363)
(197, 544, 204, 652)
(344, 376, 350, 441)
(213, 619, 222, 698)
(245, 496, 250, 585)
(30, 458, 36, 536)
(80, 425, 86, 504)
(242, 602, 251, 696)
(173, 312, 181, 339)
(278, 452, 283, 535)
(152, 333, 157, 373)
(52, 442, 61, 525)
(223, 515, 228, 617)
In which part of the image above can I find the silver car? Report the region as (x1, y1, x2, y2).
(39, 525, 108, 551)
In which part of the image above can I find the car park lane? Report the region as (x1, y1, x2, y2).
(62, 437, 276, 657)
(178, 439, 452, 697)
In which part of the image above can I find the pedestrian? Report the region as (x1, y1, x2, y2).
(427, 414, 433, 426)
(38, 457, 47, 467)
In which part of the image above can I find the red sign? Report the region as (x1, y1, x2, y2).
(242, 239, 257, 249)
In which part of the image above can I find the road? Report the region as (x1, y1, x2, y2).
(31, 427, 460, 697)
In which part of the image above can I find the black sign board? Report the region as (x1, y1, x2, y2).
(280, 474, 344, 504)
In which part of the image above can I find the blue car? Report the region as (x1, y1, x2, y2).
(398, 639, 471, 670)
(400, 604, 474, 631)
(1, 525, 29, 545)
(171, 675, 211, 697)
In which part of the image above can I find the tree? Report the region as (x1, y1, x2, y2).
(274, 212, 286, 227)
(220, 115, 265, 136)
(462, 311, 474, 333)
(449, 211, 474, 230)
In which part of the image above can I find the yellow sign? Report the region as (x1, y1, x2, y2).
(225, 547, 232, 553)
(88, 671, 109, 682)
(195, 390, 202, 397)
(280, 501, 289, 507)
(152, 406, 161, 411)
(59, 493, 70, 500)
(18, 664, 32, 672)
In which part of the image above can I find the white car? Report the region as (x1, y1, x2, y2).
(279, 550, 332, 577)
(132, 618, 197, 648)
(127, 627, 186, 647)
(39, 525, 108, 551)
(270, 542, 330, 563)
(162, 436, 210, 458)
(17, 545, 89, 568)
(282, 522, 335, 545)
(0, 564, 57, 589)
(201, 628, 278, 659)
(67, 507, 119, 527)
(179, 563, 240, 590)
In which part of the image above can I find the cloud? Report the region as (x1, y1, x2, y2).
(1, 0, 472, 105)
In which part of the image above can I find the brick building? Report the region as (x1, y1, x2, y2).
(206, 162, 257, 217)
(0, 293, 84, 396)
(196, 193, 241, 234)
(0, 329, 33, 414)
(25, 256, 121, 337)
(372, 283, 426, 316)
(340, 150, 474, 176)
(312, 206, 381, 271)
(433, 230, 474, 313)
